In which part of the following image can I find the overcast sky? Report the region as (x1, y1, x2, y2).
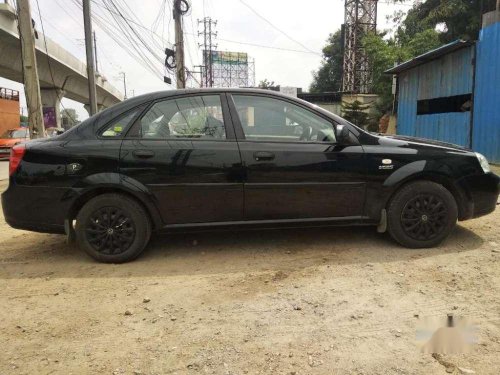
(0, 0, 415, 121)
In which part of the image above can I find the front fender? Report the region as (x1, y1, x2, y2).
(378, 160, 472, 220)
(383, 160, 428, 187)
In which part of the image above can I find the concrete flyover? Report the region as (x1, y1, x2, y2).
(0, 3, 123, 126)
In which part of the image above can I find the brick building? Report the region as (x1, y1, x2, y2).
(0, 87, 20, 135)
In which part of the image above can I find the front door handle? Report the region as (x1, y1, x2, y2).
(254, 151, 275, 161)
(133, 150, 155, 159)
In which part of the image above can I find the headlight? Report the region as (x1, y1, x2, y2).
(475, 152, 490, 173)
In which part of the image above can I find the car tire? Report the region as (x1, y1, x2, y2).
(387, 181, 458, 248)
(75, 193, 151, 263)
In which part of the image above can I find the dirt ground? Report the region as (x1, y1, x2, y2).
(0, 177, 499, 375)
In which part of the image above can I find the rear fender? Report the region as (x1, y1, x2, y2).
(63, 172, 163, 230)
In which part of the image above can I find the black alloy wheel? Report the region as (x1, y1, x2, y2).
(75, 194, 151, 263)
(85, 207, 136, 255)
(387, 181, 458, 248)
(400, 194, 447, 241)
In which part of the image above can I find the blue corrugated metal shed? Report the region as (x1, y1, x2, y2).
(387, 19, 500, 164)
(389, 41, 475, 148)
(472, 20, 500, 163)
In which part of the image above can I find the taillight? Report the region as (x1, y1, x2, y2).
(9, 144, 26, 176)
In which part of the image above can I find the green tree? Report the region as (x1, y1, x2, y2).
(342, 100, 370, 128)
(397, 0, 497, 44)
(363, 28, 442, 115)
(309, 29, 343, 93)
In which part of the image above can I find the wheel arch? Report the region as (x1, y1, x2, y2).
(384, 172, 472, 220)
(67, 185, 163, 231)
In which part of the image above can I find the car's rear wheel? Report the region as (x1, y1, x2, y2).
(387, 181, 458, 248)
(75, 194, 151, 263)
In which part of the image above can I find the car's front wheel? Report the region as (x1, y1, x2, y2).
(387, 181, 458, 248)
(75, 193, 151, 263)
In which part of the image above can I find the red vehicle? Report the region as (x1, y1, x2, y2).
(0, 127, 30, 160)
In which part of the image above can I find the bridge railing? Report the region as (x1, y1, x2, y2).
(0, 87, 20, 101)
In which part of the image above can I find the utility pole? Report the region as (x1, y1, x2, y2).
(119, 72, 127, 99)
(173, 0, 186, 89)
(83, 0, 98, 114)
(93, 31, 98, 73)
(198, 17, 217, 87)
(17, 0, 45, 138)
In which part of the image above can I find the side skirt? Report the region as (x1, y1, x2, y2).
(159, 216, 377, 233)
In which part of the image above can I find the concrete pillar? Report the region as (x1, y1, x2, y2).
(84, 103, 106, 116)
(40, 88, 65, 129)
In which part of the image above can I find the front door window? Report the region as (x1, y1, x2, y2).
(232, 95, 336, 143)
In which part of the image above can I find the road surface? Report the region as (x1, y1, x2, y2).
(0, 161, 8, 180)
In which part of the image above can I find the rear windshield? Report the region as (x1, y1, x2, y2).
(1, 129, 27, 138)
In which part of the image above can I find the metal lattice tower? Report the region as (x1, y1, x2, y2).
(342, 0, 378, 94)
(210, 52, 255, 88)
(198, 17, 217, 87)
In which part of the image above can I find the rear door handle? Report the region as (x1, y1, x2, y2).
(133, 150, 155, 159)
(254, 151, 275, 161)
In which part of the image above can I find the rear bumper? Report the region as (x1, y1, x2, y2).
(1, 183, 68, 234)
(458, 172, 500, 220)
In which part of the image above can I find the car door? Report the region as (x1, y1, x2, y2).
(228, 93, 366, 221)
(119, 93, 244, 225)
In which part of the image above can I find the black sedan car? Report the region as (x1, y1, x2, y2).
(2, 89, 499, 262)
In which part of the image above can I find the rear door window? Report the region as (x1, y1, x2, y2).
(101, 109, 141, 138)
(138, 95, 226, 139)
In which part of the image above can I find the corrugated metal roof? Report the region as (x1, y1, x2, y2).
(385, 40, 475, 75)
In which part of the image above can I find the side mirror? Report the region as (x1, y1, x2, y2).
(336, 124, 350, 144)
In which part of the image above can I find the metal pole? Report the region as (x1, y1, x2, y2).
(93, 31, 98, 73)
(83, 0, 97, 115)
(121, 72, 127, 99)
(16, 0, 45, 138)
(174, 0, 186, 89)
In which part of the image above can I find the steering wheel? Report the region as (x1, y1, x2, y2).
(299, 125, 313, 141)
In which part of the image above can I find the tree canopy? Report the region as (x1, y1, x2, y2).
(397, 0, 497, 45)
(309, 30, 343, 93)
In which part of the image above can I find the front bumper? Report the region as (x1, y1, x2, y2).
(458, 172, 500, 220)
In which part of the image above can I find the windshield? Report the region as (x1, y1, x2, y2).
(1, 129, 27, 139)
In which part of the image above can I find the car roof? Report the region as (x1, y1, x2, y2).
(126, 87, 303, 102)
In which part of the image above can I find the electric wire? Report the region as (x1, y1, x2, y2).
(237, 0, 320, 55)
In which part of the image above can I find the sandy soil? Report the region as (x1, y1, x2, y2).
(0, 179, 499, 375)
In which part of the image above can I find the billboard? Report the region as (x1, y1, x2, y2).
(43, 107, 57, 128)
(209, 51, 248, 65)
